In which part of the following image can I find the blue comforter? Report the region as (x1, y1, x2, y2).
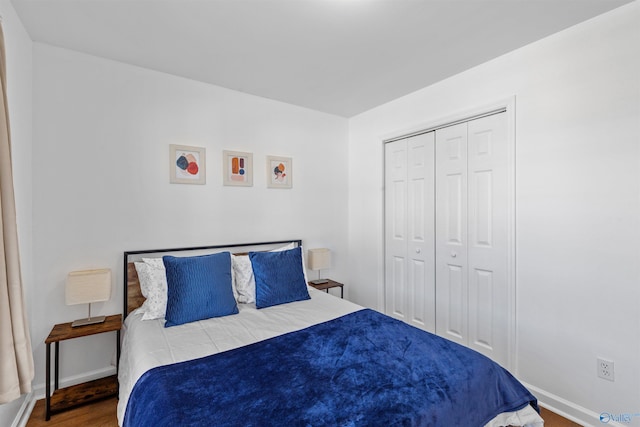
(124, 309, 537, 426)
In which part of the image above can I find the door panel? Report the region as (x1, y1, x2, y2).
(472, 170, 493, 247)
(384, 133, 435, 332)
(410, 179, 425, 241)
(435, 123, 468, 345)
(435, 112, 509, 366)
(445, 264, 465, 340)
(392, 181, 406, 240)
(446, 173, 464, 244)
(390, 256, 406, 318)
(470, 267, 494, 350)
(385, 140, 408, 321)
(410, 258, 426, 325)
(407, 133, 435, 331)
(467, 112, 509, 367)
(407, 132, 435, 332)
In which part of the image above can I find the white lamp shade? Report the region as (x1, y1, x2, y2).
(308, 248, 331, 271)
(65, 269, 112, 305)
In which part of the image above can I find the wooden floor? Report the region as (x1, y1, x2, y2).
(540, 407, 582, 427)
(27, 396, 581, 427)
(26, 397, 117, 427)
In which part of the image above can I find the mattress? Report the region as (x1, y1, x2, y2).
(118, 287, 542, 426)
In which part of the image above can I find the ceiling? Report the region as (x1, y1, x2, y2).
(11, 0, 632, 117)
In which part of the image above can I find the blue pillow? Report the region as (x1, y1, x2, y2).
(250, 247, 310, 309)
(163, 252, 238, 327)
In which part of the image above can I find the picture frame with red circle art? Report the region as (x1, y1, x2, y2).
(170, 144, 206, 185)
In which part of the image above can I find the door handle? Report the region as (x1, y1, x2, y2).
(451, 251, 457, 258)
(415, 248, 421, 254)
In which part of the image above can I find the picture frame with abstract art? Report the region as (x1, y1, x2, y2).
(223, 150, 253, 187)
(170, 144, 206, 184)
(267, 156, 292, 189)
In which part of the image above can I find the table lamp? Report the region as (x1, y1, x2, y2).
(308, 248, 331, 285)
(66, 268, 112, 327)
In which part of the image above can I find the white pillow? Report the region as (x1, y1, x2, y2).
(142, 257, 164, 269)
(232, 242, 302, 304)
(232, 255, 255, 303)
(134, 258, 168, 320)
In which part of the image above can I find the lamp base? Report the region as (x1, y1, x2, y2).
(310, 279, 329, 285)
(71, 315, 106, 328)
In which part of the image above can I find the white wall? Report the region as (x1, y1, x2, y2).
(6, 2, 638, 426)
(348, 2, 639, 425)
(0, 0, 33, 425)
(31, 43, 349, 395)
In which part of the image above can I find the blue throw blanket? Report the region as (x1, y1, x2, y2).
(124, 309, 537, 426)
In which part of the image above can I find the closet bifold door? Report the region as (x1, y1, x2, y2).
(435, 112, 509, 367)
(435, 123, 469, 347)
(384, 132, 436, 333)
(467, 113, 509, 367)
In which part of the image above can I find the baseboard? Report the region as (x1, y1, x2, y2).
(10, 391, 35, 427)
(522, 382, 628, 427)
(14, 366, 117, 426)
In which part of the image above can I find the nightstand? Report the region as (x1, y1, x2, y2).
(44, 314, 122, 420)
(309, 279, 344, 298)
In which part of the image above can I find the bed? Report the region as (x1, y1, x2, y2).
(118, 240, 543, 427)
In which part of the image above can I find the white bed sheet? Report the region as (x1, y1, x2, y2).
(117, 287, 543, 427)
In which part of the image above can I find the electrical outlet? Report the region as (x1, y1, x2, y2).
(597, 358, 615, 381)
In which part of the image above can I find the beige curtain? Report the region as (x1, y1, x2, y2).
(0, 23, 34, 404)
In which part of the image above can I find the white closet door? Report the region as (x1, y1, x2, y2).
(385, 139, 408, 322)
(467, 112, 509, 366)
(435, 123, 469, 346)
(385, 133, 435, 332)
(407, 133, 435, 332)
(435, 112, 509, 366)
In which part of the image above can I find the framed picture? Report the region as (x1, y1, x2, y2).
(223, 150, 253, 186)
(267, 156, 292, 189)
(170, 144, 206, 184)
